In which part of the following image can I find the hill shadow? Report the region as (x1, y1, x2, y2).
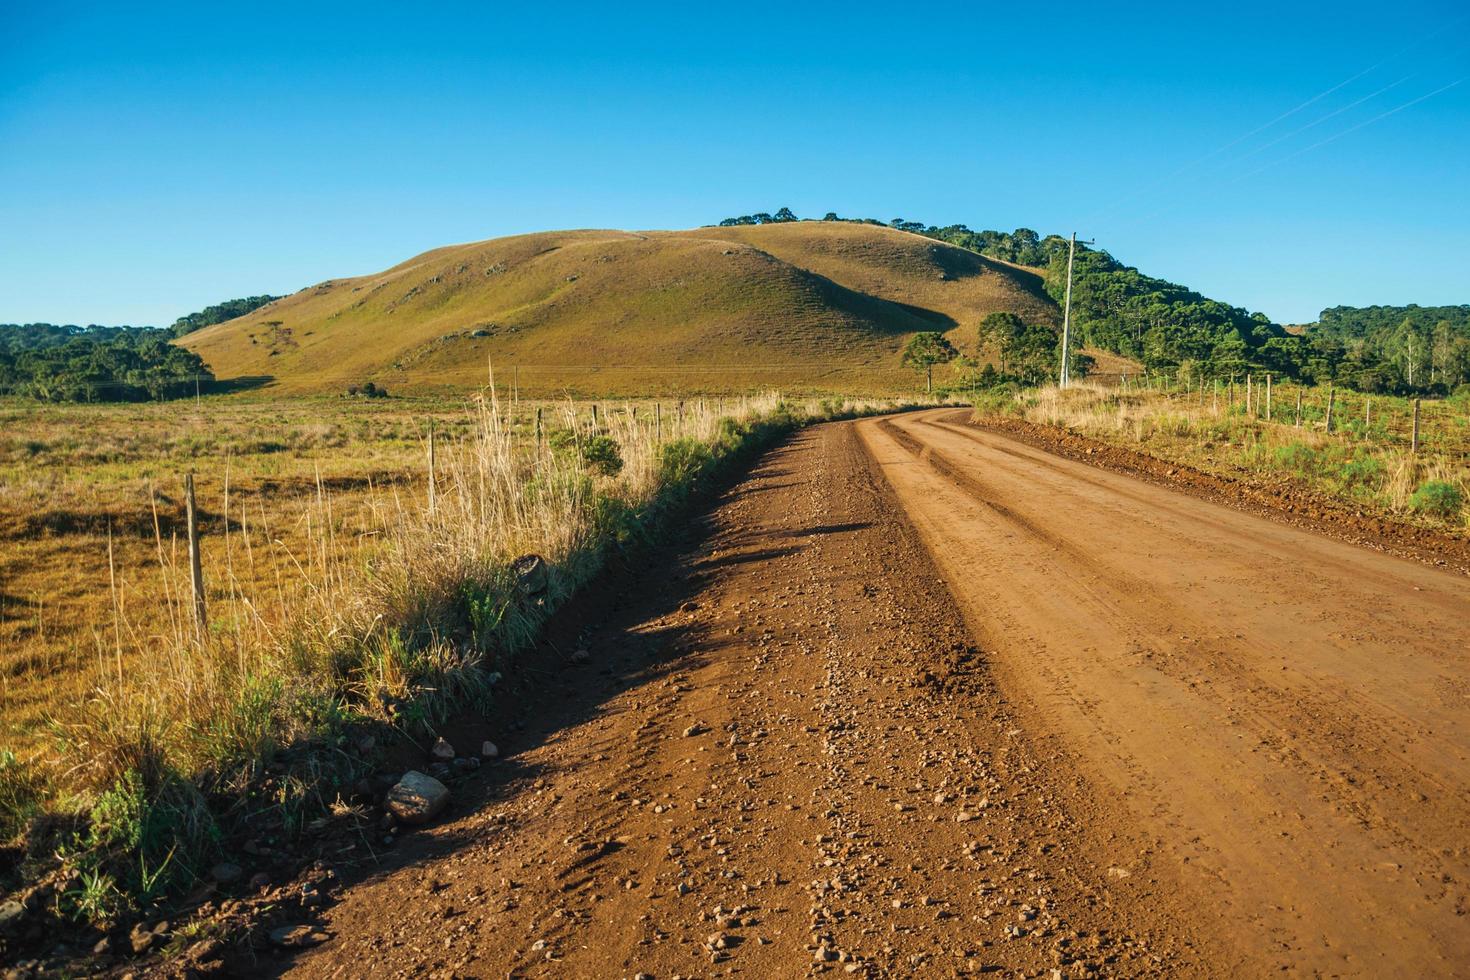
(206, 375, 275, 395)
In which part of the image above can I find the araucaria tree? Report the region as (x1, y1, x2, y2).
(978, 312, 1069, 385)
(902, 331, 958, 393)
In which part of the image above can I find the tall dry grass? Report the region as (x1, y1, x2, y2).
(3, 388, 911, 919)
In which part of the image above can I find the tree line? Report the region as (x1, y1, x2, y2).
(0, 294, 277, 401)
(717, 208, 1470, 394)
(0, 324, 213, 402)
(170, 294, 280, 337)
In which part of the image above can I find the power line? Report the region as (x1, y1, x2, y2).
(1082, 18, 1468, 225)
(1220, 73, 1418, 166)
(1230, 76, 1467, 184)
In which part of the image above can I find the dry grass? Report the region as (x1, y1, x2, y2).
(178, 223, 1059, 397)
(982, 381, 1470, 531)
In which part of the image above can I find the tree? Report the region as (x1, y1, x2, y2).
(978, 312, 1025, 373)
(902, 332, 958, 393)
(772, 207, 797, 223)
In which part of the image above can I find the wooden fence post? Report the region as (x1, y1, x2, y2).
(655, 402, 662, 442)
(1265, 374, 1272, 421)
(591, 403, 599, 428)
(1325, 384, 1335, 433)
(1365, 397, 1372, 429)
(427, 422, 436, 514)
(1294, 387, 1303, 428)
(184, 472, 206, 637)
(535, 406, 543, 446)
(1246, 374, 1253, 417)
(1411, 398, 1421, 454)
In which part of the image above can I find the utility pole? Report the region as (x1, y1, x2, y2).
(1059, 232, 1093, 389)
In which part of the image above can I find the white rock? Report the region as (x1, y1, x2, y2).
(386, 770, 450, 825)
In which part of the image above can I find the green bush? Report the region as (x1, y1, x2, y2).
(547, 429, 624, 477)
(1409, 480, 1464, 518)
(1273, 442, 1322, 478)
(1336, 454, 1384, 491)
(580, 435, 624, 477)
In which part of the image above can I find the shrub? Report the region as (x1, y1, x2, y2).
(1273, 442, 1321, 478)
(546, 429, 624, 477)
(1408, 480, 1464, 518)
(580, 435, 624, 477)
(346, 382, 388, 398)
(1337, 454, 1384, 491)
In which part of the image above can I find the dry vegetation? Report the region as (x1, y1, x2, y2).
(0, 387, 915, 924)
(177, 223, 1059, 397)
(980, 380, 1470, 530)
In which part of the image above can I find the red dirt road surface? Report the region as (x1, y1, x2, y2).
(288, 410, 1470, 978)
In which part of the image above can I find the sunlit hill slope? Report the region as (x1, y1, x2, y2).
(181, 222, 1063, 395)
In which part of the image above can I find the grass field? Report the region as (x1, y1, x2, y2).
(3, 390, 870, 751)
(178, 222, 1061, 396)
(1, 395, 451, 749)
(981, 381, 1470, 531)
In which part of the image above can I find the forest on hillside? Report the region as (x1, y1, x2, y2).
(719, 209, 1470, 395)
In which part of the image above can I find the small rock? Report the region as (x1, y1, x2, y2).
(430, 738, 456, 761)
(570, 649, 591, 664)
(0, 899, 25, 934)
(814, 945, 837, 962)
(93, 936, 112, 955)
(683, 723, 705, 737)
(211, 862, 243, 885)
(386, 770, 451, 825)
(481, 740, 500, 759)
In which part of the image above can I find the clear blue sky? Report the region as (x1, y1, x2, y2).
(2, 1, 1466, 326)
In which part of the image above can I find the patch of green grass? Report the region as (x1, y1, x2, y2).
(1409, 480, 1464, 518)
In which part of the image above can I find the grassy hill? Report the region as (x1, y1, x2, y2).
(181, 223, 1064, 396)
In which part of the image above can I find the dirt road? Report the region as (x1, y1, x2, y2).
(859, 409, 1470, 977)
(285, 411, 1470, 978)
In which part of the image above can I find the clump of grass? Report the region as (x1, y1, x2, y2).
(1410, 480, 1464, 518)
